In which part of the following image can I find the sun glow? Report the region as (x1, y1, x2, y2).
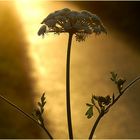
(15, 0, 51, 88)
(14, 0, 79, 138)
(14, 0, 80, 91)
(13, 1, 140, 138)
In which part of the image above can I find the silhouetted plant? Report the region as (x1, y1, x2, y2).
(0, 8, 140, 139)
(32, 93, 53, 139)
(86, 72, 140, 139)
(38, 8, 106, 139)
(0, 93, 53, 139)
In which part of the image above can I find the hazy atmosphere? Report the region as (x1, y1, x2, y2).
(0, 1, 140, 139)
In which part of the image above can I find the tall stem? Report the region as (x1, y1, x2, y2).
(88, 111, 104, 140)
(66, 33, 73, 139)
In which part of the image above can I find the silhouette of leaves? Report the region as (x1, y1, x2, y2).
(85, 105, 93, 119)
(110, 72, 126, 93)
(32, 93, 46, 125)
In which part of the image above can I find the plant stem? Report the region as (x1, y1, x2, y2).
(88, 76, 140, 139)
(105, 76, 140, 112)
(122, 76, 140, 94)
(0, 94, 53, 139)
(66, 33, 73, 139)
(41, 124, 53, 139)
(88, 111, 104, 140)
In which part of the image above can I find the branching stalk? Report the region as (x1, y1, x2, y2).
(105, 76, 140, 111)
(66, 33, 73, 139)
(88, 76, 140, 139)
(0, 94, 53, 139)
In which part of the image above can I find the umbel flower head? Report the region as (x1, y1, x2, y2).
(38, 8, 107, 42)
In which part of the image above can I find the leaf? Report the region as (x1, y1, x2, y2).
(38, 102, 42, 107)
(38, 93, 46, 113)
(86, 103, 93, 107)
(111, 72, 117, 78)
(112, 93, 115, 102)
(93, 95, 98, 101)
(42, 101, 46, 107)
(110, 72, 118, 83)
(85, 106, 93, 119)
(117, 79, 126, 88)
(41, 93, 46, 103)
(110, 77, 114, 81)
(91, 95, 95, 105)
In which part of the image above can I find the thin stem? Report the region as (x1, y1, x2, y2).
(105, 76, 140, 111)
(41, 124, 53, 139)
(66, 33, 73, 139)
(93, 101, 100, 114)
(0, 94, 53, 139)
(88, 111, 104, 140)
(122, 76, 140, 94)
(88, 76, 140, 139)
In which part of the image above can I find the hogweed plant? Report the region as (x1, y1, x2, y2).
(0, 8, 140, 139)
(38, 8, 106, 139)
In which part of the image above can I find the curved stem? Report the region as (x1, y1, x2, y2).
(122, 76, 140, 94)
(105, 76, 140, 112)
(89, 76, 140, 139)
(0, 94, 53, 139)
(66, 33, 73, 139)
(88, 111, 104, 140)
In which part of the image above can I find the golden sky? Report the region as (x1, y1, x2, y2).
(0, 1, 140, 139)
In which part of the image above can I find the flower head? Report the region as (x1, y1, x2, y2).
(38, 8, 107, 41)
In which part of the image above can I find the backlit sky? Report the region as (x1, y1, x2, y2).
(0, 1, 140, 139)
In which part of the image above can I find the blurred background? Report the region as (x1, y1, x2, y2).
(0, 0, 140, 139)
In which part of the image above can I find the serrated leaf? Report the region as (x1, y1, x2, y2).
(32, 93, 47, 126)
(85, 106, 93, 119)
(41, 93, 46, 102)
(111, 72, 117, 78)
(91, 95, 95, 104)
(93, 95, 98, 101)
(110, 72, 118, 83)
(86, 103, 93, 107)
(42, 101, 46, 106)
(38, 102, 42, 107)
(110, 77, 114, 81)
(117, 79, 126, 87)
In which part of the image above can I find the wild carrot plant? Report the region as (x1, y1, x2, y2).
(0, 8, 140, 139)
